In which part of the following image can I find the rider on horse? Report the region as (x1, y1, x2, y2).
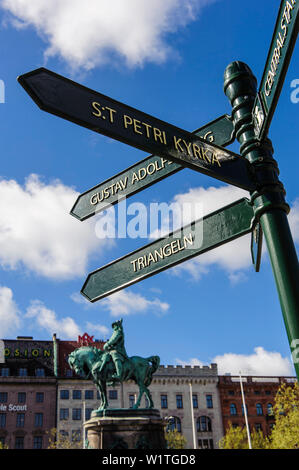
(97, 319, 128, 381)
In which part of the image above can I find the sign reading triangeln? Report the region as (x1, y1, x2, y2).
(81, 198, 254, 302)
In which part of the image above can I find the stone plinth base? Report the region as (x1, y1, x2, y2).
(84, 409, 166, 449)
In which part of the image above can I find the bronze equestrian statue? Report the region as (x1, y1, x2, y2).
(68, 319, 160, 410)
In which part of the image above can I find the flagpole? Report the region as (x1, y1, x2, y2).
(83, 400, 86, 449)
(239, 372, 252, 449)
(189, 382, 197, 449)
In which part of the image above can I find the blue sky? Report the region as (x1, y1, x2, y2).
(0, 0, 298, 376)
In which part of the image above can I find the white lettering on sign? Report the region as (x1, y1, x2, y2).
(0, 403, 28, 412)
(130, 233, 194, 273)
(264, 0, 297, 98)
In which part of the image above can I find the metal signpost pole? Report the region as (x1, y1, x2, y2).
(224, 61, 299, 380)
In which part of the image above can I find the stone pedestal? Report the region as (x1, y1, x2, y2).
(84, 409, 166, 449)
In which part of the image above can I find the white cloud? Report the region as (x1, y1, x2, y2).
(176, 347, 293, 376)
(0, 286, 21, 337)
(100, 290, 170, 317)
(288, 197, 299, 243)
(85, 322, 109, 339)
(1, 0, 215, 70)
(0, 174, 113, 279)
(25, 299, 81, 339)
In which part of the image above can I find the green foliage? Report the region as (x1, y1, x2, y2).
(219, 382, 299, 450)
(46, 428, 83, 449)
(0, 441, 8, 449)
(267, 382, 299, 449)
(165, 429, 187, 449)
(219, 423, 250, 449)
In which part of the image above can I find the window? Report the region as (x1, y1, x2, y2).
(161, 395, 168, 409)
(255, 423, 263, 432)
(35, 413, 43, 427)
(176, 394, 183, 409)
(16, 413, 25, 427)
(197, 416, 212, 432)
(60, 390, 69, 400)
(265, 390, 271, 396)
(230, 403, 237, 415)
(129, 394, 135, 408)
(0, 393, 7, 403)
(85, 390, 94, 400)
(267, 403, 273, 416)
(72, 390, 81, 400)
(228, 390, 235, 396)
(1, 368, 9, 377)
(0, 437, 5, 447)
(198, 439, 214, 449)
(60, 408, 69, 421)
(242, 404, 248, 416)
(15, 436, 24, 449)
(65, 369, 73, 377)
(35, 368, 45, 377)
(72, 408, 81, 420)
(256, 403, 263, 416)
(206, 395, 213, 409)
(169, 417, 181, 433)
(36, 392, 44, 403)
(18, 368, 27, 377)
(85, 408, 93, 421)
(0, 413, 6, 428)
(33, 436, 43, 449)
(18, 392, 26, 404)
(254, 390, 261, 395)
(108, 390, 117, 400)
(192, 394, 198, 409)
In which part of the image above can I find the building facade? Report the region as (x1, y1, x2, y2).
(218, 374, 297, 436)
(0, 334, 297, 449)
(0, 337, 57, 449)
(56, 362, 223, 449)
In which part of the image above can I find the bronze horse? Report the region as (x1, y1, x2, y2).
(68, 346, 160, 410)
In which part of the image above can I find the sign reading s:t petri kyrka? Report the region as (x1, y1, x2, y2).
(18, 68, 255, 192)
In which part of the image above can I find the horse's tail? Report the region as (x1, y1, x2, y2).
(144, 355, 160, 386)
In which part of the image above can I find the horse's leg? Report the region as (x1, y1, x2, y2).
(93, 373, 108, 410)
(101, 379, 108, 409)
(133, 383, 145, 409)
(144, 387, 154, 408)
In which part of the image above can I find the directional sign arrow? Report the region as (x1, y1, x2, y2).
(81, 198, 254, 302)
(70, 114, 235, 221)
(18, 68, 255, 191)
(253, 0, 299, 139)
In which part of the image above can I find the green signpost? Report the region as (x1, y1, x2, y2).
(70, 114, 235, 221)
(81, 198, 254, 302)
(18, 2, 299, 378)
(18, 68, 254, 191)
(253, 0, 299, 139)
